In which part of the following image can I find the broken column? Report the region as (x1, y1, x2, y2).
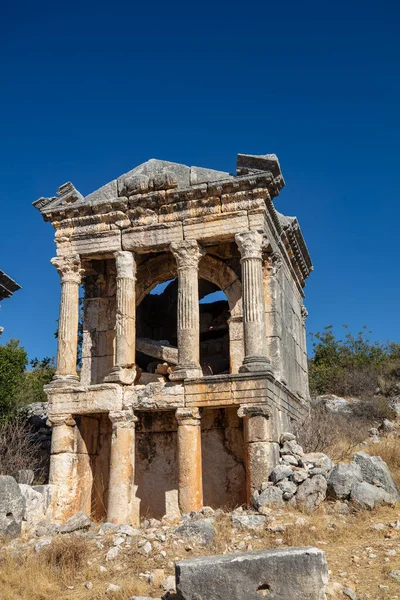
(170, 241, 204, 380)
(48, 414, 78, 521)
(235, 232, 272, 373)
(105, 251, 136, 384)
(51, 255, 82, 386)
(238, 405, 279, 504)
(176, 408, 203, 513)
(107, 411, 139, 526)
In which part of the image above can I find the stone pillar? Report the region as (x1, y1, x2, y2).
(238, 405, 279, 505)
(107, 410, 139, 526)
(235, 232, 272, 373)
(51, 255, 82, 386)
(169, 241, 205, 380)
(48, 414, 78, 521)
(176, 408, 203, 513)
(105, 251, 136, 384)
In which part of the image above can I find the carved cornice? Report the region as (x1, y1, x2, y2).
(237, 405, 270, 419)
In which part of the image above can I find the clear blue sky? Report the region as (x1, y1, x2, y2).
(0, 0, 399, 360)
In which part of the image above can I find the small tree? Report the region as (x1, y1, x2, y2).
(0, 339, 27, 422)
(14, 357, 56, 406)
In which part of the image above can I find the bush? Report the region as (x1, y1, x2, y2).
(308, 325, 400, 398)
(0, 339, 27, 421)
(0, 417, 42, 479)
(295, 404, 370, 461)
(41, 536, 90, 583)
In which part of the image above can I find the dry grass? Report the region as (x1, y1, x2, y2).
(365, 437, 400, 489)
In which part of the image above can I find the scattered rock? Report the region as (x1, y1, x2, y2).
(276, 478, 297, 500)
(0, 476, 25, 538)
(327, 462, 363, 500)
(106, 547, 120, 561)
(280, 432, 296, 443)
(231, 514, 266, 530)
(389, 570, 400, 582)
(175, 519, 215, 546)
(350, 481, 396, 510)
(379, 419, 396, 436)
(59, 512, 93, 534)
(106, 583, 121, 594)
(354, 452, 400, 499)
(162, 575, 176, 591)
(292, 468, 309, 484)
(270, 464, 294, 483)
(280, 440, 304, 457)
(295, 474, 327, 511)
(99, 522, 118, 535)
(301, 452, 333, 475)
(254, 486, 284, 509)
(343, 585, 357, 600)
(118, 523, 140, 536)
(34, 538, 51, 552)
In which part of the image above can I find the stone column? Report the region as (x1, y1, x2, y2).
(176, 408, 203, 513)
(235, 232, 272, 373)
(169, 241, 205, 380)
(105, 251, 136, 385)
(238, 405, 279, 505)
(51, 255, 82, 386)
(107, 410, 139, 526)
(48, 414, 78, 521)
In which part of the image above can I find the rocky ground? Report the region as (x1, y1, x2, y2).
(2, 400, 400, 599)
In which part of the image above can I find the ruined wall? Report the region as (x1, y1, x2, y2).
(264, 259, 308, 400)
(201, 407, 246, 509)
(81, 260, 116, 385)
(134, 407, 245, 519)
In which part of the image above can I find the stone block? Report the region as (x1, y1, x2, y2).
(175, 546, 328, 600)
(354, 452, 400, 500)
(0, 476, 25, 538)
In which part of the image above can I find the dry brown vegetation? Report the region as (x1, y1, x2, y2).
(1, 494, 400, 600)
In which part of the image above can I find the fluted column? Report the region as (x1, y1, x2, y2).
(176, 408, 203, 514)
(51, 255, 82, 386)
(48, 414, 79, 521)
(235, 231, 272, 373)
(169, 241, 205, 380)
(105, 251, 136, 385)
(238, 405, 279, 505)
(107, 410, 139, 526)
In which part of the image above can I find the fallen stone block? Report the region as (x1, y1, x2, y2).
(350, 481, 396, 510)
(175, 546, 328, 600)
(327, 462, 363, 500)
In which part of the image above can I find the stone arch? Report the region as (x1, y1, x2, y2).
(136, 252, 244, 373)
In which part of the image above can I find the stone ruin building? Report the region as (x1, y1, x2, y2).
(34, 153, 312, 525)
(0, 269, 21, 336)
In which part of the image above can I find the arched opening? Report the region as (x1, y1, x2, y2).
(199, 281, 230, 375)
(135, 277, 230, 377)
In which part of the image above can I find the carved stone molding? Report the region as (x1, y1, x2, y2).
(115, 251, 136, 280)
(268, 252, 283, 276)
(109, 410, 138, 429)
(235, 231, 264, 260)
(175, 407, 201, 426)
(51, 255, 83, 284)
(237, 405, 270, 419)
(47, 414, 76, 428)
(170, 240, 205, 270)
(301, 305, 309, 324)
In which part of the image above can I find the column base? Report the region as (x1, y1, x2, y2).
(239, 356, 273, 374)
(48, 374, 80, 388)
(104, 366, 136, 385)
(170, 365, 203, 381)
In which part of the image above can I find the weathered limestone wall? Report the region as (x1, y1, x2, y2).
(201, 407, 246, 509)
(264, 259, 309, 400)
(135, 411, 179, 520)
(134, 408, 245, 519)
(81, 260, 116, 385)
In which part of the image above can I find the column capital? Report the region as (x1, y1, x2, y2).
(114, 251, 136, 279)
(238, 405, 270, 419)
(51, 254, 83, 284)
(235, 231, 265, 260)
(176, 407, 201, 425)
(47, 414, 76, 428)
(170, 240, 205, 270)
(109, 410, 138, 429)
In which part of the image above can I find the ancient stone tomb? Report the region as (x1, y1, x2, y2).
(34, 153, 312, 524)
